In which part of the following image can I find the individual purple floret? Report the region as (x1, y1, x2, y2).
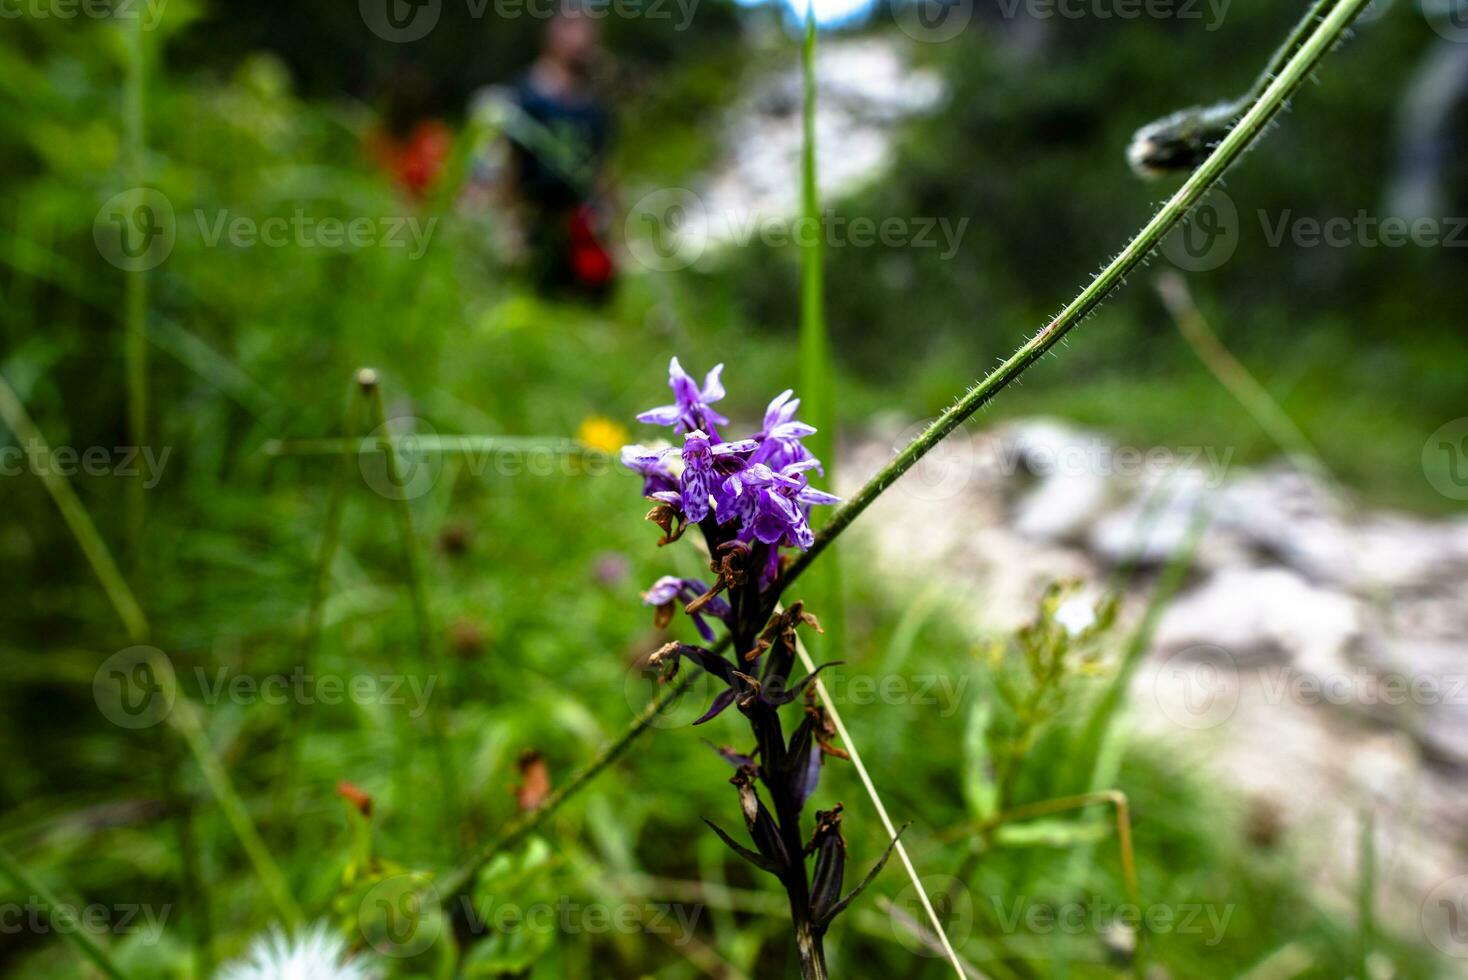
(621, 444, 681, 505)
(642, 575, 731, 643)
(750, 389, 820, 474)
(637, 357, 730, 436)
(726, 461, 839, 551)
(679, 430, 757, 522)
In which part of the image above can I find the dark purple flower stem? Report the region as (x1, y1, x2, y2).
(706, 521, 830, 978)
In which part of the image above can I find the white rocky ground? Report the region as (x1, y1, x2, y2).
(843, 417, 1468, 944)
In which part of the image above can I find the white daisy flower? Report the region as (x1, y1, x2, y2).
(217, 921, 380, 980)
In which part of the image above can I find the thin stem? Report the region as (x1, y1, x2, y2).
(274, 384, 359, 822)
(778, 0, 1372, 595)
(124, 9, 149, 567)
(0, 844, 131, 980)
(795, 917, 830, 980)
(436, 661, 710, 902)
(0, 371, 149, 643)
(168, 694, 303, 927)
(797, 7, 845, 683)
(1156, 273, 1325, 474)
(261, 434, 591, 457)
(1248, 0, 1344, 109)
(358, 369, 463, 842)
(790, 628, 972, 979)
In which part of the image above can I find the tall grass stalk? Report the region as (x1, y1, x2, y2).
(358, 369, 463, 842)
(796, 12, 844, 669)
(123, 11, 149, 566)
(0, 372, 148, 642)
(274, 385, 360, 823)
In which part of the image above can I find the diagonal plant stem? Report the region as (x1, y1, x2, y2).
(0, 843, 130, 980)
(435, 665, 708, 902)
(790, 629, 974, 979)
(1156, 273, 1327, 475)
(778, 0, 1372, 594)
(167, 692, 303, 928)
(0, 372, 149, 643)
(0, 373, 302, 938)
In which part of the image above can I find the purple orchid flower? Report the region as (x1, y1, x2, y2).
(750, 389, 820, 474)
(621, 444, 681, 504)
(642, 575, 732, 643)
(637, 357, 730, 437)
(679, 430, 757, 523)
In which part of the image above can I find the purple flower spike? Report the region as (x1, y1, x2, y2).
(637, 357, 730, 436)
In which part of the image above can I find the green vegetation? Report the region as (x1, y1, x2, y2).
(1, 2, 1461, 977)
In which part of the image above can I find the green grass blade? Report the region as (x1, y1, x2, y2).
(0, 844, 131, 980)
(797, 12, 843, 658)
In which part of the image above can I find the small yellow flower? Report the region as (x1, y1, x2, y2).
(577, 415, 628, 454)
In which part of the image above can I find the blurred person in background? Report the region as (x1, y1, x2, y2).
(469, 6, 618, 300)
